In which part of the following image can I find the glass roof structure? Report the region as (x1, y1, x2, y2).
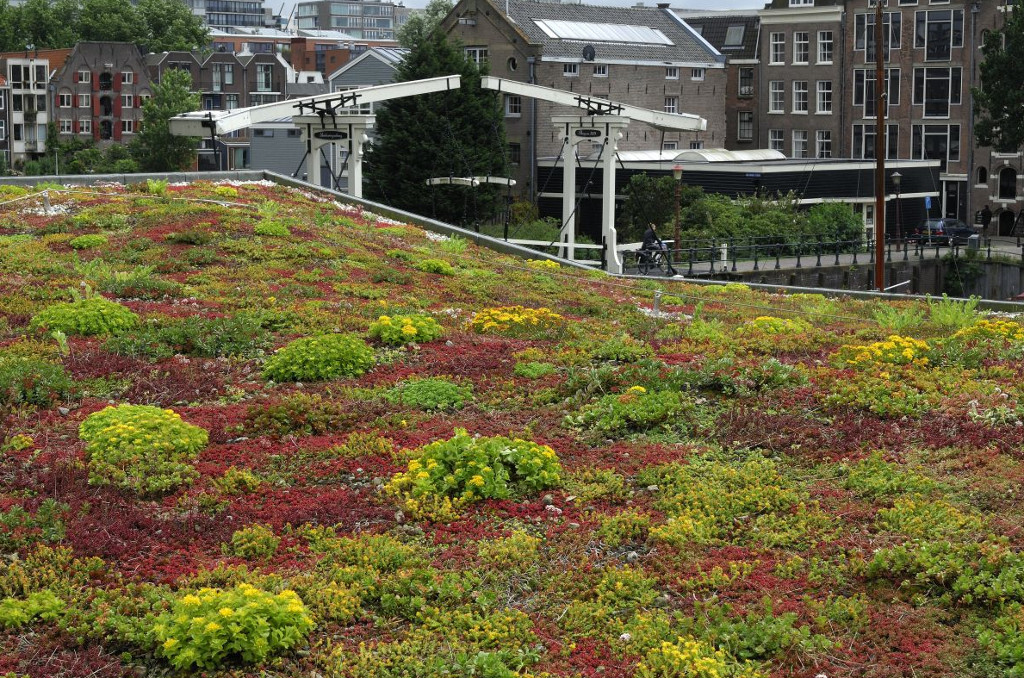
(533, 19, 674, 46)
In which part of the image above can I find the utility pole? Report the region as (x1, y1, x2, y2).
(874, 0, 887, 291)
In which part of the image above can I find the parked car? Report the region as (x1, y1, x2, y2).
(907, 218, 978, 245)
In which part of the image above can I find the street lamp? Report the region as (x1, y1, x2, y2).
(891, 171, 902, 239)
(672, 164, 683, 264)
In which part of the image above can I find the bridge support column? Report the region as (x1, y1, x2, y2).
(295, 115, 375, 196)
(552, 115, 629, 273)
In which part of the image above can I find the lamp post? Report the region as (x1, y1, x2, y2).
(891, 171, 902, 240)
(672, 164, 683, 264)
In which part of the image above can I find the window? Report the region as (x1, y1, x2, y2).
(36, 95, 45, 112)
(913, 66, 961, 117)
(818, 30, 833, 63)
(508, 142, 521, 165)
(856, 12, 902, 62)
(794, 32, 809, 64)
(664, 97, 678, 114)
(690, 140, 705, 149)
(769, 81, 784, 113)
(0, 120, 4, 140)
(915, 9, 963, 61)
(853, 68, 901, 117)
(853, 123, 900, 159)
(769, 129, 784, 152)
(504, 94, 522, 117)
(724, 25, 745, 47)
(9, 65, 22, 87)
(77, 94, 90, 108)
(58, 119, 72, 134)
(665, 67, 678, 79)
(977, 167, 988, 186)
(12, 95, 21, 112)
(79, 119, 91, 134)
(212, 63, 234, 90)
(739, 67, 754, 97)
(792, 130, 808, 158)
(662, 141, 678, 151)
(464, 47, 488, 65)
(121, 94, 133, 109)
(563, 63, 579, 77)
(256, 64, 273, 91)
(793, 81, 808, 113)
(13, 124, 21, 141)
(912, 123, 960, 163)
(252, 128, 273, 137)
(34, 65, 45, 84)
(816, 80, 832, 113)
(999, 167, 1017, 200)
(121, 120, 134, 134)
(738, 111, 754, 141)
(770, 32, 785, 64)
(226, 94, 239, 110)
(816, 130, 832, 158)
(593, 64, 607, 77)
(121, 71, 133, 84)
(59, 92, 71, 108)
(77, 69, 90, 83)
(790, 0, 813, 5)
(691, 68, 705, 81)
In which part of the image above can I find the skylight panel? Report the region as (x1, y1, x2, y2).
(724, 25, 745, 46)
(533, 19, 674, 46)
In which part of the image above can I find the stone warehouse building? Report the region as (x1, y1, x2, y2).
(443, 0, 728, 200)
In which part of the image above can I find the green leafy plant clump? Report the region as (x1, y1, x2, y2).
(29, 296, 139, 336)
(384, 377, 473, 411)
(368, 313, 444, 346)
(568, 387, 698, 435)
(416, 258, 456, 275)
(69, 234, 109, 250)
(151, 584, 314, 671)
(79, 404, 209, 495)
(0, 355, 73, 407)
(254, 220, 291, 237)
(386, 429, 562, 517)
(263, 334, 374, 382)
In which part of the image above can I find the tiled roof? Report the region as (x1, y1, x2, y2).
(504, 0, 723, 66)
(680, 14, 759, 60)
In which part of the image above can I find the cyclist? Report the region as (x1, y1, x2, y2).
(640, 222, 678, 275)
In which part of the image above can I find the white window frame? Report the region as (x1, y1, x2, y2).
(816, 130, 832, 158)
(77, 93, 90, 109)
(256, 64, 273, 92)
(769, 80, 784, 113)
(59, 118, 73, 134)
(0, 120, 4, 140)
(769, 128, 785, 152)
(59, 92, 72, 108)
(593, 64, 608, 77)
(464, 47, 488, 66)
(770, 32, 785, 64)
(913, 66, 961, 118)
(817, 30, 833, 64)
(665, 66, 679, 80)
(691, 68, 705, 81)
(789, 0, 814, 5)
(563, 63, 579, 77)
(120, 71, 133, 84)
(793, 32, 809, 64)
(689, 139, 705, 149)
(121, 94, 133, 109)
(793, 80, 809, 113)
(121, 119, 134, 134)
(792, 130, 808, 158)
(77, 69, 91, 83)
(504, 94, 522, 117)
(816, 80, 833, 114)
(662, 141, 678, 151)
(738, 111, 754, 141)
(79, 119, 91, 134)
(664, 96, 678, 114)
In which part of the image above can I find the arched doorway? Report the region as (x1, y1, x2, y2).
(999, 209, 1016, 236)
(999, 167, 1017, 200)
(100, 120, 113, 140)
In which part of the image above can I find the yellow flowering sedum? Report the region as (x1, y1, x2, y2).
(838, 335, 931, 368)
(469, 306, 564, 337)
(636, 635, 764, 678)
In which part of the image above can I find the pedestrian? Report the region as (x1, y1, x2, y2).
(981, 204, 992, 237)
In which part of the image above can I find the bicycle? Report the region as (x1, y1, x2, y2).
(636, 248, 677, 276)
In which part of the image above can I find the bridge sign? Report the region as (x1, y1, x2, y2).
(314, 130, 349, 140)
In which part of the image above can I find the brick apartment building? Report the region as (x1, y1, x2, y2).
(443, 0, 728, 199)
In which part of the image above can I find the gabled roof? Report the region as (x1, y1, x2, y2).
(326, 46, 409, 83)
(0, 48, 74, 75)
(679, 13, 759, 61)
(502, 0, 723, 66)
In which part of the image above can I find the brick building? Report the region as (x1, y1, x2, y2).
(52, 43, 150, 148)
(443, 0, 727, 199)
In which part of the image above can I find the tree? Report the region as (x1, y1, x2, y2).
(78, 0, 142, 43)
(396, 0, 454, 48)
(363, 32, 507, 227)
(974, 4, 1024, 152)
(130, 68, 200, 172)
(137, 0, 208, 52)
(617, 173, 702, 242)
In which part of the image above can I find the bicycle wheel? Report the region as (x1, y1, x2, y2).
(637, 252, 651, 275)
(654, 252, 671, 276)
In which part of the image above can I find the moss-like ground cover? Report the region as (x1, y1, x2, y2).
(1, 180, 1023, 677)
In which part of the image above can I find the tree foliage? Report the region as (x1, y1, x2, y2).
(363, 32, 507, 227)
(974, 4, 1024, 153)
(0, 0, 207, 51)
(21, 123, 138, 175)
(617, 173, 702, 242)
(396, 0, 454, 48)
(130, 68, 200, 172)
